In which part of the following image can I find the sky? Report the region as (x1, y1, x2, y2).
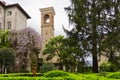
(4, 0, 71, 36)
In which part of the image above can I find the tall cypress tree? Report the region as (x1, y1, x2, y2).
(65, 0, 120, 73)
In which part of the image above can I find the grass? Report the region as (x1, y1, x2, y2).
(0, 70, 120, 80)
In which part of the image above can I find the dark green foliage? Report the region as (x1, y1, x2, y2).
(43, 70, 69, 77)
(43, 35, 64, 62)
(0, 48, 15, 73)
(100, 62, 118, 72)
(65, 0, 120, 73)
(106, 72, 120, 79)
(107, 51, 120, 70)
(43, 35, 77, 71)
(78, 66, 92, 73)
(43, 35, 88, 72)
(39, 63, 56, 73)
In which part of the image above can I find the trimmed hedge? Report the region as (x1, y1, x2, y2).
(0, 71, 120, 80)
(0, 73, 44, 77)
(106, 72, 120, 79)
(43, 70, 69, 77)
(39, 63, 57, 73)
(0, 77, 64, 80)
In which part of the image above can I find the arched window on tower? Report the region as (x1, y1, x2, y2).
(44, 14, 50, 23)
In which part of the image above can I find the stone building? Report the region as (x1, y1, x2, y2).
(0, 1, 30, 31)
(39, 7, 60, 68)
(40, 7, 55, 56)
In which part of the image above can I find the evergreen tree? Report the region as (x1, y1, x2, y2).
(65, 0, 120, 73)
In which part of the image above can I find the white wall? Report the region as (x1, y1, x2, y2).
(0, 5, 5, 30)
(5, 7, 16, 30)
(5, 7, 27, 31)
(16, 8, 27, 30)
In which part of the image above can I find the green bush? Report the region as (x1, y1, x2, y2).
(39, 63, 56, 73)
(78, 66, 92, 73)
(99, 61, 118, 72)
(106, 72, 120, 79)
(43, 70, 69, 77)
(0, 77, 64, 80)
(1, 71, 120, 80)
(0, 73, 44, 77)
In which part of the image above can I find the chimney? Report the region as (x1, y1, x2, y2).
(1, 1, 6, 5)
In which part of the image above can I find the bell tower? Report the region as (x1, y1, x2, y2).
(40, 7, 55, 59)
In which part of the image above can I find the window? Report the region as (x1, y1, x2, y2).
(46, 40, 47, 42)
(7, 11, 12, 16)
(0, 23, 1, 29)
(8, 21, 11, 29)
(46, 32, 47, 35)
(44, 14, 50, 23)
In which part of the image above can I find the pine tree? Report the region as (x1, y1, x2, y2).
(65, 0, 120, 73)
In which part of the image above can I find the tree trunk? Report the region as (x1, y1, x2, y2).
(92, 37, 99, 73)
(91, 0, 99, 73)
(27, 50, 31, 72)
(92, 54, 98, 73)
(2, 65, 5, 74)
(5, 68, 7, 74)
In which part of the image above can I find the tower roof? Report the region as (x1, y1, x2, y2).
(40, 7, 55, 15)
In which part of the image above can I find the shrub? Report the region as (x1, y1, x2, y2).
(106, 72, 120, 79)
(99, 61, 118, 72)
(43, 70, 69, 77)
(0, 73, 44, 77)
(97, 72, 109, 77)
(39, 63, 56, 73)
(78, 66, 92, 73)
(0, 77, 64, 80)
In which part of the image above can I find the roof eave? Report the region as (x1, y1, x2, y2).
(6, 4, 31, 19)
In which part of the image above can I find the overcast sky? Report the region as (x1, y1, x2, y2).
(4, 0, 71, 36)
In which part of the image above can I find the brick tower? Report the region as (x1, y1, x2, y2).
(40, 7, 55, 63)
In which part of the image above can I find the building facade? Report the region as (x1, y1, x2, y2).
(0, 1, 30, 31)
(0, 1, 31, 72)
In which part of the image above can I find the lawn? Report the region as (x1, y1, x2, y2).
(0, 70, 120, 80)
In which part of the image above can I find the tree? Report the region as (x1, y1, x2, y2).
(0, 30, 14, 73)
(65, 0, 120, 73)
(63, 29, 90, 72)
(0, 30, 11, 48)
(43, 35, 65, 69)
(0, 48, 15, 74)
(104, 26, 120, 68)
(43, 35, 86, 72)
(10, 27, 41, 72)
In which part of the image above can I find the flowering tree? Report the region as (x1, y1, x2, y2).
(10, 27, 41, 72)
